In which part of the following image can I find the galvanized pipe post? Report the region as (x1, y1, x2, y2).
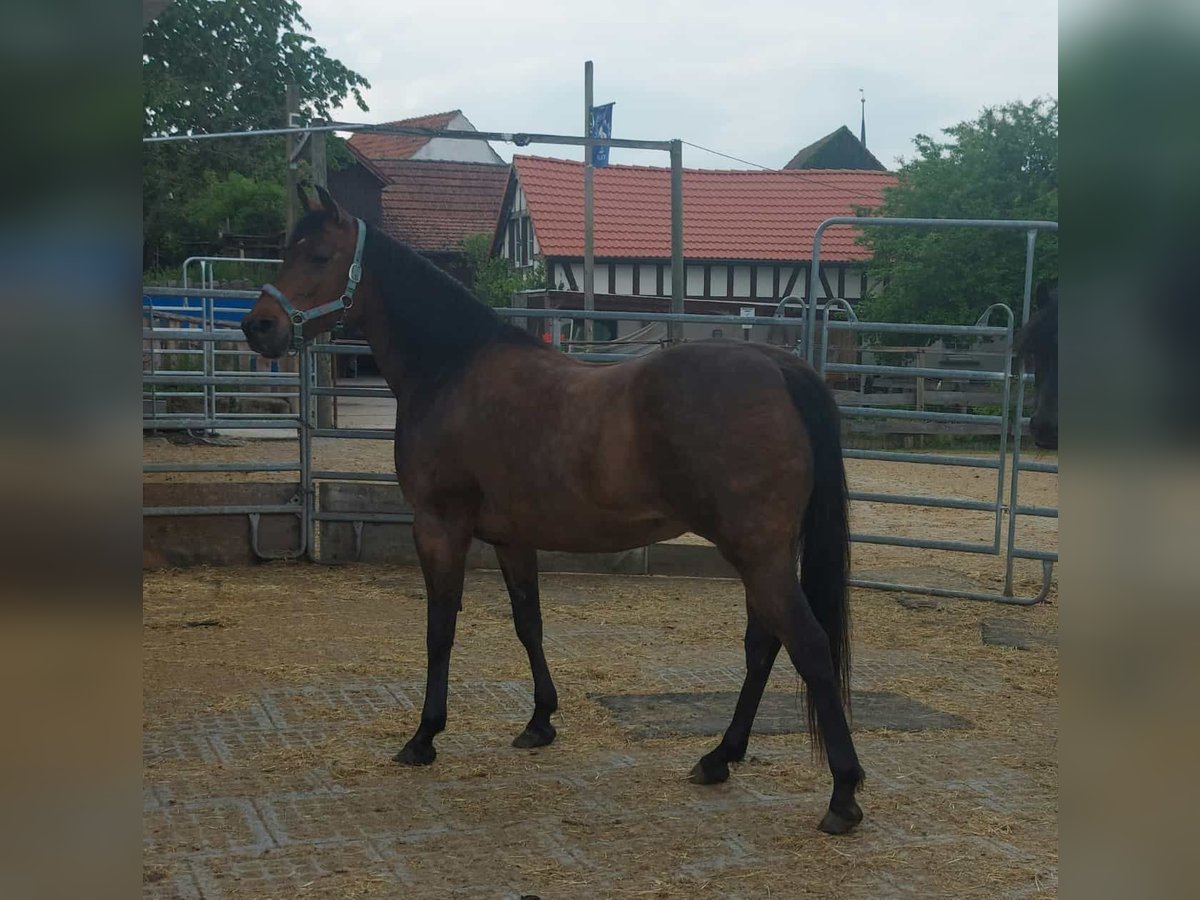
(298, 341, 315, 560)
(669, 139, 684, 342)
(582, 61, 595, 344)
(1004, 228, 1040, 594)
(309, 118, 335, 428)
(978, 303, 1016, 553)
(805, 224, 826, 362)
(285, 85, 301, 237)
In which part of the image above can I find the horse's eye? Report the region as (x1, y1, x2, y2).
(310, 254, 331, 265)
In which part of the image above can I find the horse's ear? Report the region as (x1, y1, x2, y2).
(296, 184, 314, 212)
(315, 185, 342, 223)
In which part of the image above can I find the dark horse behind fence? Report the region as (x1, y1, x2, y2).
(242, 187, 865, 834)
(1017, 280, 1059, 450)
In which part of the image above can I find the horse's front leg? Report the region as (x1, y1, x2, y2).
(394, 512, 472, 766)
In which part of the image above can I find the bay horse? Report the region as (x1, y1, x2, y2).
(241, 187, 864, 834)
(1017, 280, 1058, 450)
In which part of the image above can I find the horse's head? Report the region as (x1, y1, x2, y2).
(1016, 280, 1058, 450)
(241, 186, 365, 358)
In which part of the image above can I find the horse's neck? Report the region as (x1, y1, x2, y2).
(350, 275, 411, 400)
(352, 272, 480, 413)
(352, 240, 513, 409)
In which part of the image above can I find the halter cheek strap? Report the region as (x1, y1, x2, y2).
(262, 216, 367, 349)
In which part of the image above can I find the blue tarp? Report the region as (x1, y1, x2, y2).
(142, 294, 256, 325)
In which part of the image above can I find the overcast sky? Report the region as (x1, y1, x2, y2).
(300, 0, 1058, 170)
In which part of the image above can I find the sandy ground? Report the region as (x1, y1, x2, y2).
(143, 405, 1060, 895)
(143, 564, 1057, 898)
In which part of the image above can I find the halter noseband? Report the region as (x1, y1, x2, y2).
(262, 216, 367, 349)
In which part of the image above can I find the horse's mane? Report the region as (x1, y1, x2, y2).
(349, 216, 542, 380)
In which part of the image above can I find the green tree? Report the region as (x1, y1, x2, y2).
(461, 234, 548, 307)
(143, 0, 369, 268)
(183, 172, 286, 243)
(858, 99, 1058, 327)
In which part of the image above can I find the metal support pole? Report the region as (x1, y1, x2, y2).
(285, 85, 300, 237)
(806, 230, 823, 363)
(299, 342, 315, 560)
(310, 118, 327, 188)
(1004, 229, 1039, 594)
(583, 61, 595, 343)
(980, 303, 1016, 554)
(669, 139, 684, 342)
(309, 117, 335, 427)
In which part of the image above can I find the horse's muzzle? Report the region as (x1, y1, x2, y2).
(241, 314, 289, 359)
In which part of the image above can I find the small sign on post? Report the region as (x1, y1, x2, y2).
(740, 306, 755, 340)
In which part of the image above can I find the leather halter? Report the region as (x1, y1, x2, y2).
(262, 216, 367, 349)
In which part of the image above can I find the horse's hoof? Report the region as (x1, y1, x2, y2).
(512, 721, 556, 749)
(688, 757, 730, 785)
(393, 741, 436, 766)
(818, 800, 863, 835)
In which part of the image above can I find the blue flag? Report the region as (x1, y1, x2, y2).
(590, 102, 614, 167)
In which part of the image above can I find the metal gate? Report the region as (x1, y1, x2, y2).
(807, 217, 1057, 603)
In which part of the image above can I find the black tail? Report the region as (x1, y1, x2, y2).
(781, 363, 852, 748)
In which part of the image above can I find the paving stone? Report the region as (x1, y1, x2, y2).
(981, 618, 1058, 650)
(592, 690, 970, 738)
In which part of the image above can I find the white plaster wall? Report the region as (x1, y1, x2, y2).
(409, 113, 504, 163)
(710, 265, 728, 297)
(732, 266, 753, 297)
(755, 265, 775, 298)
(639, 264, 658, 295)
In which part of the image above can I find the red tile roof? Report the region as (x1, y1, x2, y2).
(379, 160, 510, 253)
(342, 141, 390, 184)
(512, 156, 896, 262)
(347, 110, 461, 161)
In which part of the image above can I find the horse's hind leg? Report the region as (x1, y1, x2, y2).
(701, 558, 864, 833)
(689, 611, 780, 784)
(773, 579, 864, 834)
(495, 543, 558, 749)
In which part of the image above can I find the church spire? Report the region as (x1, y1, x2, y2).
(859, 88, 866, 147)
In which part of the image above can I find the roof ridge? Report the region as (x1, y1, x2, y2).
(343, 141, 391, 182)
(374, 109, 462, 128)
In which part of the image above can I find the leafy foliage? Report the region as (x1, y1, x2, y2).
(858, 99, 1058, 328)
(182, 173, 286, 243)
(143, 0, 369, 268)
(461, 234, 548, 307)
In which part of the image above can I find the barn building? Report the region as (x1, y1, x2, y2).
(329, 111, 509, 286)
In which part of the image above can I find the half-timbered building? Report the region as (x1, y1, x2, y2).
(494, 156, 896, 341)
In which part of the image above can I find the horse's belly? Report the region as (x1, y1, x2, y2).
(475, 498, 685, 553)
